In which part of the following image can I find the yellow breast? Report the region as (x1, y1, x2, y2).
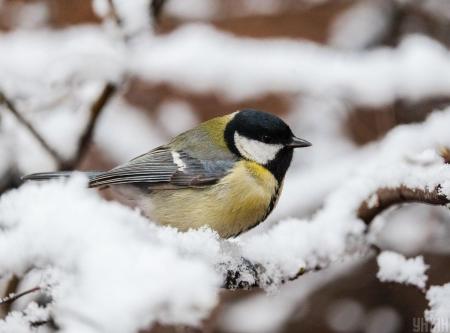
(145, 160, 280, 238)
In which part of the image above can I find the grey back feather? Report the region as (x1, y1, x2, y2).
(22, 171, 102, 181)
(88, 146, 235, 189)
(24, 125, 238, 190)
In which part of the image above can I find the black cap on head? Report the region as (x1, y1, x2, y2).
(227, 109, 294, 146)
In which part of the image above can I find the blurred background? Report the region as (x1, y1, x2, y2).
(1, 0, 450, 332)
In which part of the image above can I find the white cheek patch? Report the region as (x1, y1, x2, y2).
(234, 132, 283, 165)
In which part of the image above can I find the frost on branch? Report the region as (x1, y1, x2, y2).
(426, 283, 450, 333)
(0, 302, 50, 333)
(376, 251, 428, 289)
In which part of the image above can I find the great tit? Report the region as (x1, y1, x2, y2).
(24, 109, 311, 238)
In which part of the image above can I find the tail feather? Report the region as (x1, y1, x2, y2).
(22, 171, 103, 182)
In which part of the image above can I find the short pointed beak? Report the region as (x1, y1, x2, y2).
(286, 136, 312, 148)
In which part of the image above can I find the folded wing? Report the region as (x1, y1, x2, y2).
(88, 146, 234, 189)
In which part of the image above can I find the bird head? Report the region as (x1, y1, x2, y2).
(224, 109, 311, 181)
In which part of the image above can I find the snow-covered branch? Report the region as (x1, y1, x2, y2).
(1, 147, 448, 330)
(0, 107, 449, 332)
(3, 24, 450, 107)
(274, 106, 450, 221)
(225, 163, 450, 289)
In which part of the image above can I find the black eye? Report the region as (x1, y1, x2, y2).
(261, 135, 272, 143)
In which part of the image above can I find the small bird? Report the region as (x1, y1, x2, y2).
(24, 109, 311, 238)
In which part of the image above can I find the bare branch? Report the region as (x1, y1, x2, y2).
(150, 0, 167, 23)
(0, 275, 19, 317)
(0, 84, 116, 172)
(358, 186, 449, 225)
(107, 0, 123, 27)
(0, 286, 40, 306)
(439, 146, 450, 164)
(0, 91, 65, 165)
(61, 83, 116, 170)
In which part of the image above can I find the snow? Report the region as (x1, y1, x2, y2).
(0, 82, 107, 174)
(0, 176, 220, 332)
(156, 100, 199, 137)
(240, 148, 450, 286)
(3, 24, 450, 107)
(164, 0, 220, 20)
(92, 0, 153, 39)
(131, 25, 450, 105)
(0, 27, 124, 94)
(94, 98, 167, 163)
(426, 283, 450, 333)
(3, 105, 449, 330)
(2, 20, 450, 180)
(219, 260, 361, 333)
(329, 0, 393, 50)
(0, 302, 50, 333)
(9, 2, 49, 30)
(405, 148, 444, 166)
(91, 0, 110, 18)
(109, 0, 153, 37)
(326, 299, 365, 332)
(364, 306, 402, 333)
(373, 205, 444, 255)
(376, 251, 429, 289)
(271, 107, 450, 222)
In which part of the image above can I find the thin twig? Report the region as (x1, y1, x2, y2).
(150, 0, 167, 23)
(1, 275, 19, 317)
(439, 146, 450, 164)
(107, 0, 123, 27)
(0, 286, 40, 306)
(61, 83, 116, 170)
(0, 91, 65, 165)
(0, 84, 116, 171)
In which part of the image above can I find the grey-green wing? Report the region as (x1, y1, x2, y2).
(88, 146, 235, 189)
